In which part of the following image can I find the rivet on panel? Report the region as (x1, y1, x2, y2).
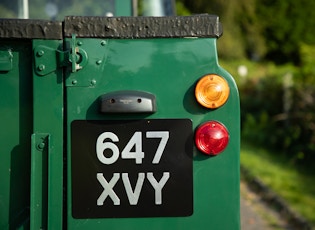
(38, 64, 45, 71)
(101, 40, 107, 46)
(96, 60, 102, 65)
(37, 50, 45, 57)
(37, 142, 45, 150)
(91, 79, 97, 86)
(72, 79, 78, 85)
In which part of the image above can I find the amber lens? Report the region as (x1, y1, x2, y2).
(195, 74, 230, 109)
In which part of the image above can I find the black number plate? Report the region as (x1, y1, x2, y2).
(71, 119, 193, 218)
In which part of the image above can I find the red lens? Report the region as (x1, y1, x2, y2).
(195, 121, 229, 155)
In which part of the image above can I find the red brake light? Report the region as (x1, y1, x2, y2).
(195, 121, 229, 155)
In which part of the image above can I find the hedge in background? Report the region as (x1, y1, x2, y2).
(240, 70, 315, 167)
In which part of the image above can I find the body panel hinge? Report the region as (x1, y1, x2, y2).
(34, 34, 88, 76)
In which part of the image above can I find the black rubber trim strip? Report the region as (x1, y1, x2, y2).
(0, 15, 222, 40)
(63, 15, 222, 39)
(0, 19, 62, 39)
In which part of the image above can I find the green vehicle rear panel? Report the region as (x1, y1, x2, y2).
(66, 37, 240, 229)
(0, 40, 33, 229)
(0, 14, 240, 230)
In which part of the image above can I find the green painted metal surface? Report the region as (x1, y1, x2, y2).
(31, 39, 64, 229)
(30, 133, 50, 229)
(0, 41, 32, 230)
(65, 37, 240, 229)
(0, 39, 64, 230)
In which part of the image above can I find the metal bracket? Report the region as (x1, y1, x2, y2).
(30, 133, 50, 229)
(0, 49, 13, 71)
(34, 34, 88, 76)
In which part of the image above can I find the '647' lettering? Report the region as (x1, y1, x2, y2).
(96, 131, 169, 164)
(96, 131, 170, 206)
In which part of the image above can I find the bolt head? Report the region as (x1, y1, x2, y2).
(37, 50, 45, 57)
(38, 64, 45, 71)
(37, 142, 45, 150)
(91, 79, 96, 85)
